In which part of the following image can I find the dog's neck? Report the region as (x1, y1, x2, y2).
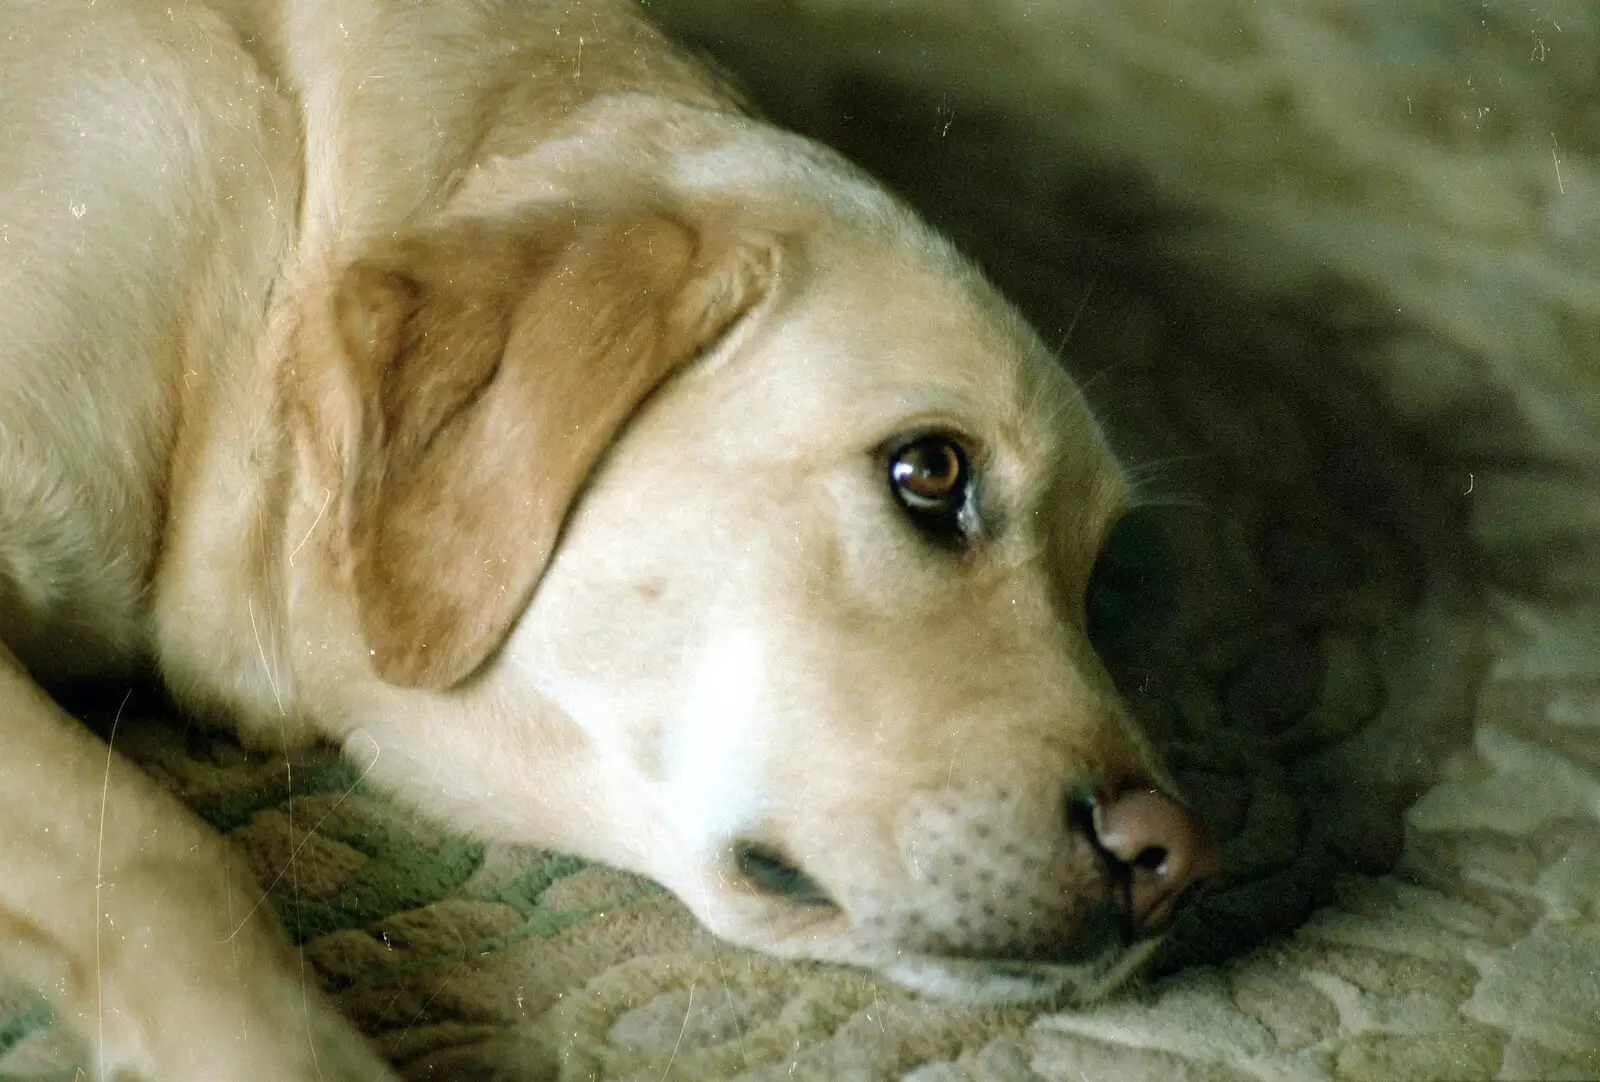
(143, 290, 309, 743)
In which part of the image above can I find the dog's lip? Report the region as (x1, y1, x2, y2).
(718, 886, 851, 938)
(718, 876, 1147, 961)
(877, 935, 1158, 1006)
(913, 900, 1141, 967)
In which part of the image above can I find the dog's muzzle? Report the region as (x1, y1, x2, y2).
(844, 780, 1220, 966)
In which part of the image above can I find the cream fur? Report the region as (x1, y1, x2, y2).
(0, 1, 1194, 1074)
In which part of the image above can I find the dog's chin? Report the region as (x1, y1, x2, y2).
(876, 937, 1164, 1007)
(677, 889, 1163, 1007)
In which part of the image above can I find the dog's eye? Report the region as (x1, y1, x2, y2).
(889, 434, 973, 539)
(733, 842, 834, 907)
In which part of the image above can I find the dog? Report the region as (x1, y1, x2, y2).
(0, 0, 1220, 1076)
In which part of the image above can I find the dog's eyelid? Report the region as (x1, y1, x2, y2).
(875, 425, 991, 551)
(871, 421, 987, 463)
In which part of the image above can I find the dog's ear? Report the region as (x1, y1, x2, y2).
(313, 212, 777, 688)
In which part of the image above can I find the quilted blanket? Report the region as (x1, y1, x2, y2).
(3, 1, 1597, 1078)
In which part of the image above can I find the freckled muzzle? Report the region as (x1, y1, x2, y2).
(847, 781, 1219, 966)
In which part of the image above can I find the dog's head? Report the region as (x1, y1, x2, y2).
(284, 160, 1217, 1004)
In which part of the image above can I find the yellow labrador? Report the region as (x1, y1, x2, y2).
(0, 0, 1219, 1076)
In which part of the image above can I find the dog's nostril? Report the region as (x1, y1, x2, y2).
(1065, 790, 1097, 833)
(1084, 786, 1221, 934)
(731, 841, 834, 907)
(1132, 845, 1169, 872)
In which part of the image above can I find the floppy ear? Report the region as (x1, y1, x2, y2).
(314, 212, 777, 688)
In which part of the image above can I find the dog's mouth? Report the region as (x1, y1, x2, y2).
(731, 840, 836, 908)
(700, 842, 1170, 1005)
(707, 815, 1208, 1004)
(855, 893, 1167, 1005)
(877, 935, 1164, 1006)
(703, 901, 1162, 1006)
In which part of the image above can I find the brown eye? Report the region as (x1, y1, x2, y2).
(889, 435, 972, 533)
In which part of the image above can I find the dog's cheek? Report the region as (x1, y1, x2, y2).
(496, 532, 727, 786)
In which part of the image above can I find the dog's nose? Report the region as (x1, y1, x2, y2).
(1089, 786, 1221, 932)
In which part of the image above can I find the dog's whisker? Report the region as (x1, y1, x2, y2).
(1119, 451, 1220, 492)
(1129, 491, 1210, 512)
(1052, 271, 1102, 357)
(1069, 356, 1132, 405)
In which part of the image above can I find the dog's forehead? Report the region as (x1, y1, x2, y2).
(707, 238, 1085, 447)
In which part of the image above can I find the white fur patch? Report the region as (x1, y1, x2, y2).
(662, 624, 774, 853)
